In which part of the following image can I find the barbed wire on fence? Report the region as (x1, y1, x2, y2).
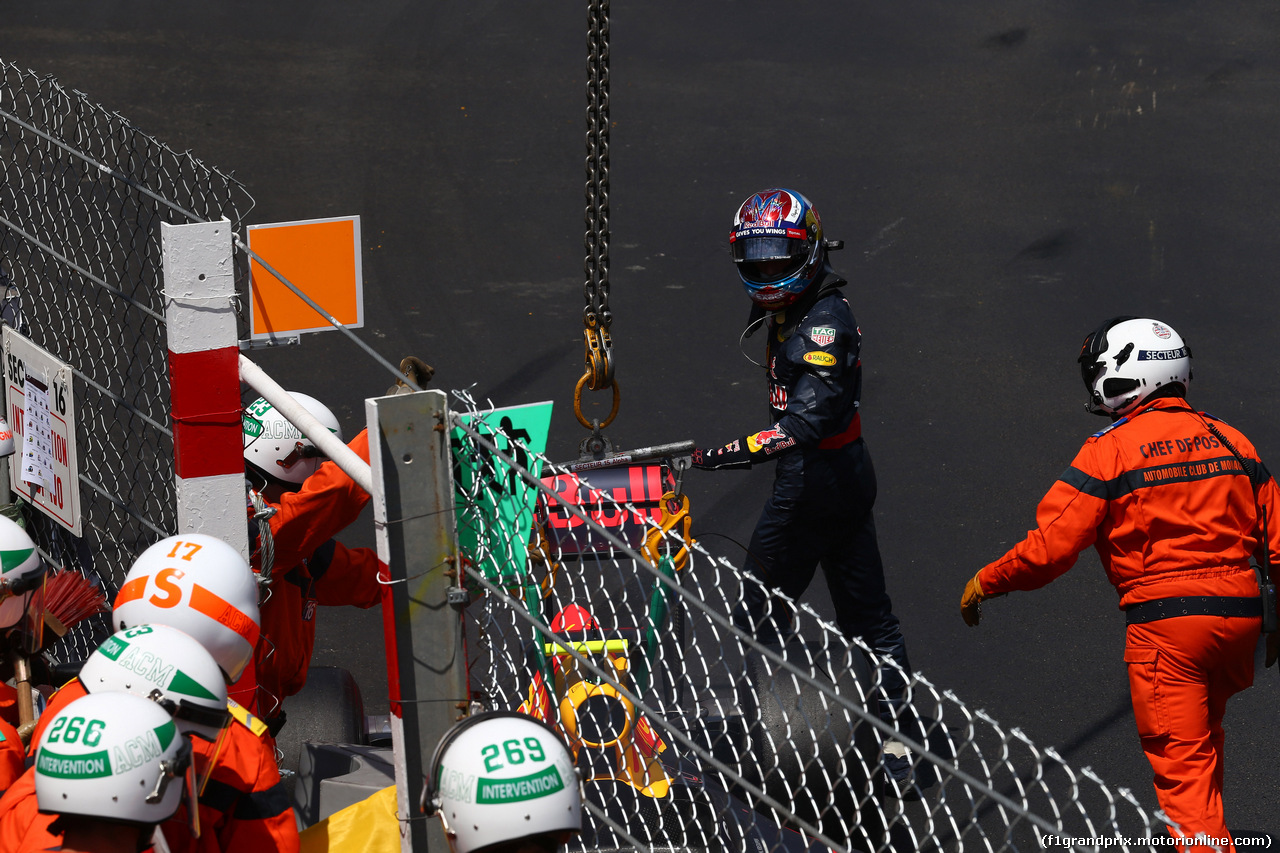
(0, 59, 255, 662)
(0, 58, 1182, 852)
(447, 395, 1172, 853)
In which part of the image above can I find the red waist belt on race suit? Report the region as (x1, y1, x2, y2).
(818, 412, 862, 450)
(1124, 595, 1261, 625)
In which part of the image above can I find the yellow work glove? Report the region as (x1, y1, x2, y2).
(1266, 631, 1280, 668)
(961, 573, 987, 627)
(386, 356, 435, 396)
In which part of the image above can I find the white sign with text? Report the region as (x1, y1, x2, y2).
(3, 327, 81, 535)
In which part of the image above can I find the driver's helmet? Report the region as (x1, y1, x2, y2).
(34, 692, 196, 828)
(421, 711, 582, 853)
(730, 188, 826, 310)
(1078, 316, 1192, 417)
(242, 392, 342, 485)
(113, 534, 260, 683)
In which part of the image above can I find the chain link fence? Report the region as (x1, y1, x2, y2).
(0, 59, 255, 664)
(0, 56, 1184, 853)
(448, 395, 1174, 853)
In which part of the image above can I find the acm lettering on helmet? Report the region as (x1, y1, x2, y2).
(112, 726, 168, 774)
(438, 767, 477, 804)
(117, 646, 175, 687)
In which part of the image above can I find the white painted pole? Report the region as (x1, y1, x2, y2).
(161, 219, 249, 558)
(238, 354, 373, 494)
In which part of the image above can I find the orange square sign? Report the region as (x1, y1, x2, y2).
(247, 216, 364, 339)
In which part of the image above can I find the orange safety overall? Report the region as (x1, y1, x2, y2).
(977, 397, 1280, 851)
(231, 429, 384, 720)
(0, 681, 18, 729)
(0, 767, 59, 853)
(0, 766, 167, 853)
(0, 681, 27, 793)
(9, 679, 299, 853)
(0, 714, 21, 794)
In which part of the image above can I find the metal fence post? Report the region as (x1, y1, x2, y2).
(366, 390, 466, 853)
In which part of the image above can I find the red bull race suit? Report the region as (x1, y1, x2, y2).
(698, 269, 912, 719)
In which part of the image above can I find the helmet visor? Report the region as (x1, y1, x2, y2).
(1078, 352, 1104, 388)
(733, 237, 810, 284)
(1078, 315, 1138, 382)
(192, 723, 232, 800)
(183, 751, 202, 839)
(731, 235, 807, 262)
(181, 701, 234, 797)
(1, 568, 48, 654)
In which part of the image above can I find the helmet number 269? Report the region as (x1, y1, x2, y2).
(481, 738, 547, 772)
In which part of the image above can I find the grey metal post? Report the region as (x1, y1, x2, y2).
(366, 390, 466, 853)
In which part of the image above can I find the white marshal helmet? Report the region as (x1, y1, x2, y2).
(80, 624, 231, 742)
(113, 534, 261, 683)
(242, 392, 342, 485)
(78, 624, 231, 798)
(34, 692, 196, 828)
(421, 711, 582, 853)
(0, 514, 49, 644)
(1078, 316, 1192, 418)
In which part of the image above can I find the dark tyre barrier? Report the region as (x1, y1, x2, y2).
(277, 666, 365, 798)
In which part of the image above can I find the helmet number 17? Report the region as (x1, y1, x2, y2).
(165, 540, 204, 562)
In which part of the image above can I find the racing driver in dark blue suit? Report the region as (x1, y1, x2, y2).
(692, 188, 917, 789)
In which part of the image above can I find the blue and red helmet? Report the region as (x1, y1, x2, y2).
(730, 188, 825, 309)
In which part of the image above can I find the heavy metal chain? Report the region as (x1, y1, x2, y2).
(584, 0, 610, 334)
(577, 0, 619, 434)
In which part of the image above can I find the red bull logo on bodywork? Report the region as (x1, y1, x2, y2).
(538, 465, 674, 556)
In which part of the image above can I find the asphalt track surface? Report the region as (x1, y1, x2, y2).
(4, 0, 1280, 840)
